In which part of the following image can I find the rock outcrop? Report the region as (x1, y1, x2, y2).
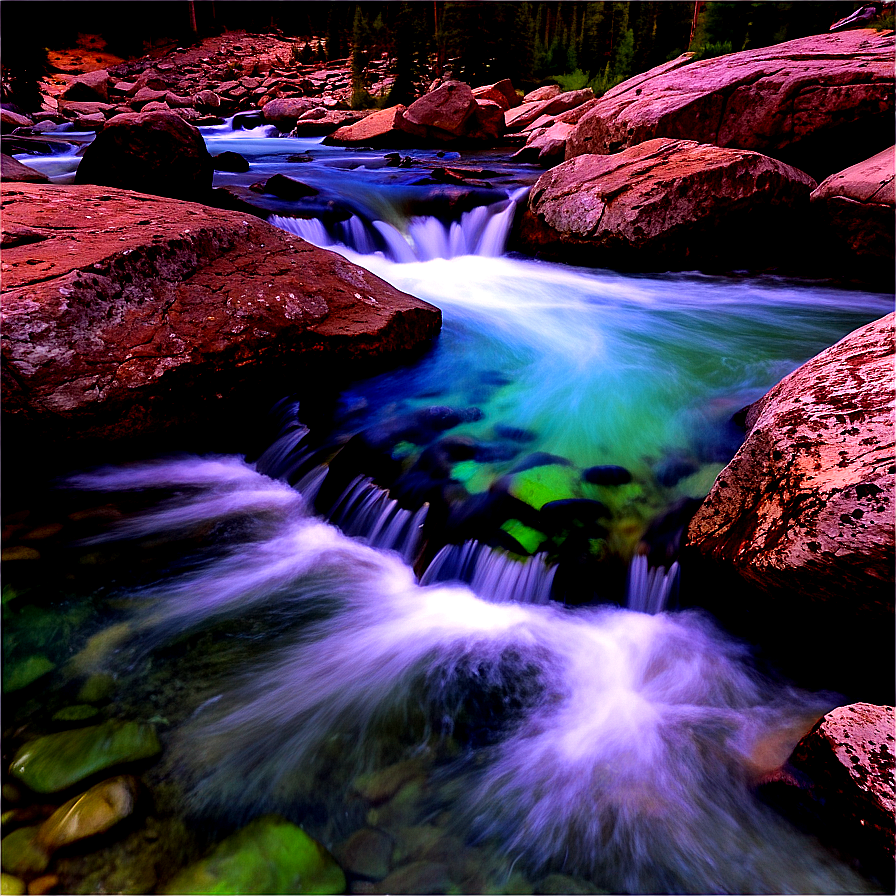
(516, 138, 816, 270)
(566, 29, 895, 180)
(1, 184, 441, 458)
(810, 145, 895, 288)
(0, 154, 48, 184)
(686, 313, 894, 693)
(73, 110, 213, 201)
(760, 703, 895, 888)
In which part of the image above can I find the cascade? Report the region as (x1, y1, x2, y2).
(270, 187, 527, 262)
(66, 458, 869, 895)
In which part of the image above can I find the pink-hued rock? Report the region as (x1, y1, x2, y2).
(289, 109, 369, 136)
(517, 138, 816, 269)
(74, 110, 212, 201)
(688, 312, 895, 607)
(514, 99, 601, 165)
(506, 88, 594, 133)
(56, 100, 117, 118)
(324, 105, 422, 147)
(567, 29, 895, 179)
(763, 703, 895, 886)
(472, 79, 520, 111)
(0, 154, 48, 184)
(810, 145, 895, 285)
(261, 97, 316, 126)
(523, 84, 563, 103)
(471, 99, 505, 142)
(61, 70, 111, 103)
(0, 109, 33, 132)
(403, 80, 478, 137)
(0, 184, 441, 447)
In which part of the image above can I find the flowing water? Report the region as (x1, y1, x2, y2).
(5, 119, 892, 894)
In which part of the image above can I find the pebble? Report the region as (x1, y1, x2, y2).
(26, 875, 58, 896)
(0, 874, 26, 896)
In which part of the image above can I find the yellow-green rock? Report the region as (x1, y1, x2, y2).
(36, 775, 138, 853)
(507, 464, 581, 510)
(9, 721, 161, 794)
(0, 873, 27, 895)
(51, 705, 100, 724)
(161, 815, 346, 895)
(76, 672, 117, 704)
(0, 826, 49, 878)
(2, 656, 55, 693)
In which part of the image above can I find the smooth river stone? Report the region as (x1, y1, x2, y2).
(9, 721, 161, 793)
(0, 827, 49, 878)
(2, 655, 55, 693)
(36, 775, 138, 852)
(0, 873, 27, 895)
(161, 815, 346, 895)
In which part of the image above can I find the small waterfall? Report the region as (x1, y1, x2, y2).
(329, 475, 427, 562)
(626, 554, 679, 614)
(270, 187, 527, 262)
(421, 540, 555, 605)
(68, 457, 867, 895)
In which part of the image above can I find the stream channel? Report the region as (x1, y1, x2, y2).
(4, 121, 893, 894)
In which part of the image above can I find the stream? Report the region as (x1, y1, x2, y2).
(4, 121, 892, 894)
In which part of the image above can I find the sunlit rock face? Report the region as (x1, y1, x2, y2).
(566, 29, 895, 180)
(811, 145, 896, 289)
(686, 313, 895, 693)
(0, 184, 440, 452)
(517, 138, 816, 270)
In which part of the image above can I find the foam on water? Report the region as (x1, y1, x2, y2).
(73, 457, 870, 894)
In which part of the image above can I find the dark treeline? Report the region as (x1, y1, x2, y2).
(1, 2, 863, 110)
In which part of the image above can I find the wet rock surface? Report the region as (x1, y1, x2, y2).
(566, 29, 895, 180)
(518, 138, 816, 270)
(686, 313, 895, 694)
(1, 184, 440, 462)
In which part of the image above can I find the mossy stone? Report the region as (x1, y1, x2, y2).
(161, 815, 346, 895)
(77, 672, 117, 704)
(0, 873, 27, 895)
(498, 519, 546, 555)
(2, 656, 55, 693)
(9, 721, 161, 794)
(51, 705, 100, 724)
(0, 826, 49, 878)
(507, 464, 581, 511)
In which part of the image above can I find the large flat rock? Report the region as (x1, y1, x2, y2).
(516, 138, 816, 270)
(566, 29, 895, 180)
(1, 184, 440, 457)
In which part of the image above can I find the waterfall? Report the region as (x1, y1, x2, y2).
(69, 457, 867, 895)
(626, 554, 680, 614)
(270, 187, 527, 262)
(421, 540, 555, 605)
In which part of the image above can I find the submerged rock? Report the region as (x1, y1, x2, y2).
(36, 775, 139, 853)
(0, 873, 26, 895)
(0, 827, 48, 879)
(2, 655, 55, 693)
(567, 29, 895, 180)
(9, 720, 161, 793)
(333, 827, 393, 881)
(161, 815, 346, 895)
(518, 138, 816, 271)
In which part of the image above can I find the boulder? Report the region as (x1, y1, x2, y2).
(0, 154, 48, 184)
(567, 29, 895, 180)
(192, 89, 221, 111)
(0, 109, 33, 133)
(0, 184, 441, 455)
(686, 313, 894, 691)
(61, 70, 111, 103)
(506, 88, 594, 133)
(403, 80, 478, 138)
(74, 110, 213, 201)
(516, 138, 816, 270)
(471, 99, 505, 142)
(523, 84, 563, 103)
(472, 79, 520, 111)
(324, 105, 423, 148)
(513, 99, 601, 165)
(289, 108, 368, 136)
(261, 96, 316, 127)
(56, 100, 116, 118)
(810, 145, 895, 287)
(9, 720, 161, 793)
(161, 815, 345, 895)
(129, 86, 169, 110)
(761, 704, 895, 888)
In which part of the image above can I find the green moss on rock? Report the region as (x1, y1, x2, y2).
(9, 721, 161, 794)
(161, 815, 346, 895)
